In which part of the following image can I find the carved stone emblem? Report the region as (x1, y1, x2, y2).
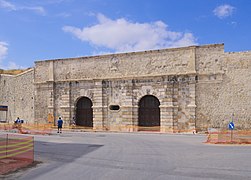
(110, 56, 119, 72)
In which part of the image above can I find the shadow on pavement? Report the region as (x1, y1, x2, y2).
(3, 140, 103, 180)
(34, 141, 103, 163)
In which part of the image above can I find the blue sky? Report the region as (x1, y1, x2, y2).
(0, 0, 250, 69)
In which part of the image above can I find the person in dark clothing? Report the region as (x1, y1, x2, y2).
(15, 117, 21, 124)
(57, 117, 63, 133)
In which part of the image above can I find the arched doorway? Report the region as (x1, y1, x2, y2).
(76, 97, 93, 127)
(138, 95, 160, 130)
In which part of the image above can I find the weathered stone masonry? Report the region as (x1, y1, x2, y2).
(1, 43, 250, 132)
(0, 69, 34, 123)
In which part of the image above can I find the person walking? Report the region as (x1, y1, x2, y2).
(13, 117, 21, 129)
(57, 117, 63, 133)
(71, 116, 76, 127)
(15, 117, 21, 124)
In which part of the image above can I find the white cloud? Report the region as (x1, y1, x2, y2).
(0, 41, 8, 69)
(0, 0, 46, 15)
(22, 6, 46, 16)
(0, 0, 16, 10)
(0, 42, 24, 70)
(169, 33, 197, 48)
(0, 41, 8, 62)
(0, 62, 25, 70)
(213, 4, 235, 19)
(63, 14, 197, 53)
(5, 61, 23, 69)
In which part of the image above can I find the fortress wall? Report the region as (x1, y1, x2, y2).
(34, 81, 54, 124)
(0, 69, 34, 123)
(54, 80, 96, 125)
(195, 44, 225, 131)
(34, 61, 51, 83)
(47, 75, 195, 131)
(195, 45, 251, 130)
(34, 61, 56, 123)
(32, 43, 251, 131)
(34, 46, 196, 83)
(33, 45, 198, 128)
(0, 74, 14, 121)
(219, 51, 251, 129)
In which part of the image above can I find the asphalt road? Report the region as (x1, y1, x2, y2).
(4, 131, 251, 180)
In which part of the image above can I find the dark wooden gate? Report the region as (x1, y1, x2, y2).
(138, 95, 160, 128)
(76, 97, 93, 127)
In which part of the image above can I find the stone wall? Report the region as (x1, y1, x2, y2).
(35, 75, 196, 132)
(0, 69, 34, 123)
(2, 43, 250, 132)
(34, 45, 198, 131)
(34, 46, 196, 83)
(195, 45, 251, 131)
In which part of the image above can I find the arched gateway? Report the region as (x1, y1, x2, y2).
(76, 97, 93, 127)
(138, 95, 160, 129)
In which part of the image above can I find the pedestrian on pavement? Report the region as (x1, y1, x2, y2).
(71, 116, 76, 127)
(15, 117, 21, 124)
(57, 117, 63, 133)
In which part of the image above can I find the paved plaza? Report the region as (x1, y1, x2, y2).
(3, 131, 251, 180)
